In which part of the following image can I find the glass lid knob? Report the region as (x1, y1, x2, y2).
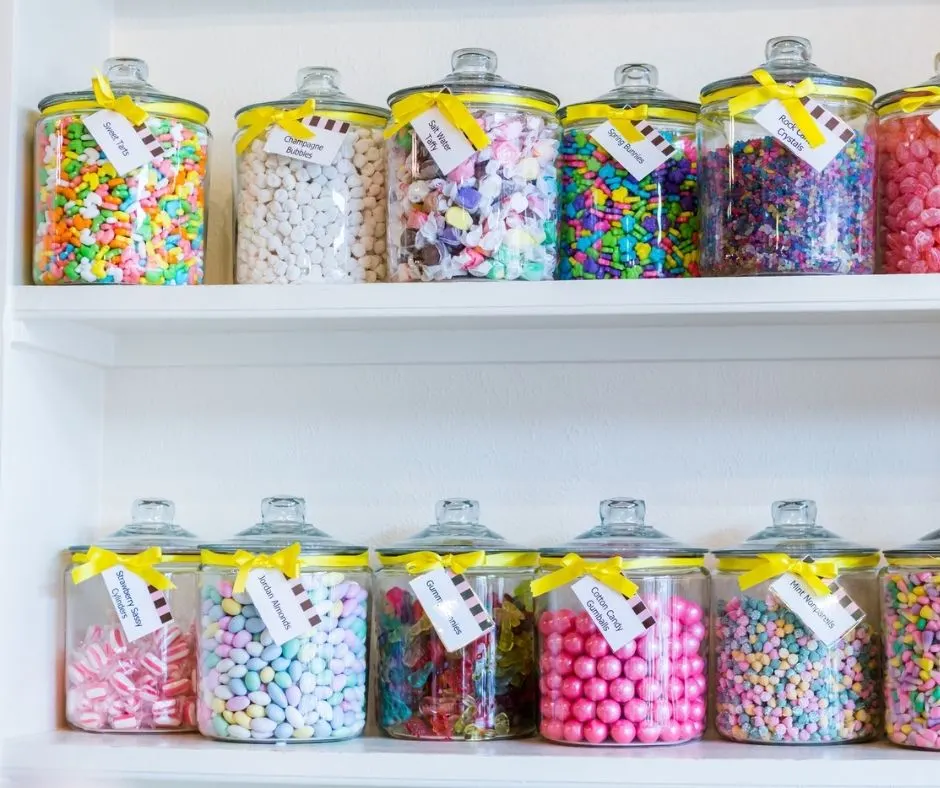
(297, 66, 341, 95)
(262, 495, 306, 524)
(771, 499, 817, 527)
(764, 36, 812, 65)
(435, 498, 480, 525)
(103, 57, 150, 86)
(600, 498, 646, 525)
(131, 498, 175, 524)
(451, 47, 498, 75)
(615, 63, 658, 89)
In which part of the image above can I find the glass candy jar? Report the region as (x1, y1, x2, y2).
(385, 48, 560, 281)
(881, 529, 940, 749)
(557, 65, 699, 279)
(375, 498, 538, 739)
(35, 58, 210, 285)
(197, 496, 370, 743)
(698, 36, 877, 275)
(532, 498, 709, 746)
(874, 55, 940, 274)
(713, 500, 882, 744)
(66, 499, 199, 732)
(234, 67, 389, 284)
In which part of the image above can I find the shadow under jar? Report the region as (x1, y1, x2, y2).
(533, 498, 709, 746)
(385, 48, 560, 281)
(35, 57, 210, 285)
(197, 496, 371, 743)
(66, 499, 200, 733)
(698, 36, 877, 276)
(881, 527, 940, 749)
(713, 500, 882, 744)
(375, 499, 538, 739)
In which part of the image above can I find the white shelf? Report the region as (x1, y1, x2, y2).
(13, 277, 940, 367)
(5, 732, 937, 788)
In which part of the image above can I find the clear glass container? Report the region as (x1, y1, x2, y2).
(698, 37, 877, 275)
(197, 496, 370, 743)
(234, 67, 389, 284)
(881, 529, 940, 749)
(66, 499, 199, 732)
(535, 499, 708, 745)
(35, 58, 210, 285)
(874, 54, 940, 274)
(386, 48, 560, 281)
(713, 500, 882, 744)
(557, 65, 699, 279)
(375, 498, 537, 739)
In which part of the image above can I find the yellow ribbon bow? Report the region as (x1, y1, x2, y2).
(92, 72, 149, 127)
(564, 103, 649, 143)
(734, 553, 838, 596)
(236, 99, 318, 155)
(385, 91, 490, 150)
(531, 553, 639, 599)
(728, 69, 825, 149)
(379, 550, 487, 575)
(899, 86, 940, 114)
(72, 546, 176, 591)
(201, 543, 303, 594)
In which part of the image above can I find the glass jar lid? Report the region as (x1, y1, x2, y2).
(387, 47, 559, 114)
(875, 53, 940, 115)
(235, 66, 389, 125)
(200, 496, 366, 556)
(883, 525, 940, 560)
(713, 499, 876, 559)
(559, 64, 698, 125)
(539, 498, 706, 559)
(39, 57, 209, 125)
(700, 36, 875, 106)
(69, 498, 199, 555)
(378, 498, 530, 556)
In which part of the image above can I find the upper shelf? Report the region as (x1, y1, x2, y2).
(13, 277, 940, 367)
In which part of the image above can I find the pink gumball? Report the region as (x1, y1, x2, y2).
(636, 635, 662, 659)
(561, 675, 583, 700)
(541, 719, 564, 740)
(584, 634, 610, 658)
(596, 655, 622, 681)
(610, 719, 636, 744)
(667, 639, 683, 660)
(686, 621, 706, 641)
(553, 610, 574, 634)
(572, 697, 596, 722)
(659, 720, 682, 743)
(673, 657, 693, 679)
(669, 597, 689, 622)
(651, 699, 672, 724)
(583, 719, 609, 744)
(574, 612, 595, 635)
(623, 698, 649, 723)
(681, 602, 703, 626)
(680, 721, 697, 741)
(563, 632, 584, 656)
(652, 618, 673, 638)
(539, 654, 554, 673)
(538, 612, 556, 635)
(540, 697, 558, 720)
(689, 700, 706, 722)
(684, 678, 704, 700)
(563, 720, 584, 742)
(552, 653, 574, 676)
(665, 676, 685, 701)
(596, 698, 622, 724)
(613, 641, 637, 659)
(623, 656, 647, 681)
(644, 596, 663, 617)
(637, 678, 661, 701)
(637, 720, 662, 744)
(547, 697, 571, 721)
(681, 633, 701, 657)
(690, 655, 706, 676)
(583, 677, 608, 701)
(544, 632, 564, 656)
(608, 677, 635, 703)
(672, 697, 690, 722)
(543, 672, 563, 691)
(574, 656, 597, 680)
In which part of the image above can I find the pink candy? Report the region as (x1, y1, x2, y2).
(67, 623, 197, 732)
(538, 599, 707, 746)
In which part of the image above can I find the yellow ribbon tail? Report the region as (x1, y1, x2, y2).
(728, 69, 825, 149)
(532, 553, 638, 599)
(71, 545, 176, 591)
(235, 99, 318, 156)
(202, 542, 304, 595)
(737, 553, 838, 596)
(92, 72, 149, 126)
(386, 91, 490, 150)
(782, 98, 826, 148)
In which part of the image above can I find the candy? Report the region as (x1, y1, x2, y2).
(699, 130, 876, 275)
(66, 622, 197, 732)
(558, 130, 698, 279)
(235, 127, 387, 284)
(34, 114, 208, 285)
(882, 570, 940, 748)
(715, 594, 881, 743)
(377, 582, 537, 739)
(878, 115, 940, 273)
(387, 110, 559, 281)
(197, 572, 369, 742)
(537, 600, 706, 746)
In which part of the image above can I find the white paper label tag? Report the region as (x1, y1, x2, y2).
(245, 569, 321, 646)
(754, 98, 852, 172)
(264, 115, 349, 165)
(84, 109, 160, 176)
(928, 109, 940, 133)
(409, 567, 494, 652)
(590, 120, 674, 181)
(769, 572, 865, 647)
(409, 107, 477, 175)
(570, 576, 656, 652)
(101, 566, 172, 642)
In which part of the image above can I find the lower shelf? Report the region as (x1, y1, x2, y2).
(4, 732, 937, 787)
